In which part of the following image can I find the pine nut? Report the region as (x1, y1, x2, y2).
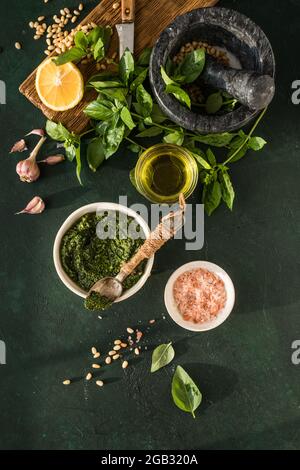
(92, 364, 101, 369)
(105, 357, 112, 364)
(55, 47, 61, 54)
(74, 10, 80, 16)
(64, 8, 70, 14)
(29, 21, 34, 28)
(44, 50, 50, 55)
(15, 42, 22, 50)
(46, 38, 51, 46)
(34, 35, 41, 40)
(149, 319, 156, 324)
(71, 16, 77, 23)
(113, 345, 121, 351)
(109, 350, 116, 356)
(86, 372, 92, 381)
(96, 380, 104, 387)
(121, 343, 127, 348)
(93, 352, 100, 358)
(63, 379, 71, 385)
(122, 361, 128, 369)
(38, 16, 45, 21)
(114, 340, 122, 345)
(113, 354, 120, 360)
(134, 348, 140, 355)
(91, 347, 97, 355)
(48, 45, 55, 51)
(127, 328, 134, 334)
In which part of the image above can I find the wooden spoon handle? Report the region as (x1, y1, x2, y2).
(121, 0, 135, 22)
(119, 196, 186, 280)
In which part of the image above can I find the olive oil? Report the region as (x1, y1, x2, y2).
(135, 144, 198, 204)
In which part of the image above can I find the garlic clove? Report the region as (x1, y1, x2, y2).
(25, 129, 45, 137)
(15, 196, 45, 215)
(39, 154, 65, 165)
(10, 139, 28, 153)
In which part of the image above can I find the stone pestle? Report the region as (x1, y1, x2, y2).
(202, 56, 275, 110)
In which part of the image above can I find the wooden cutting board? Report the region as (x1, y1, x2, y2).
(19, 0, 218, 134)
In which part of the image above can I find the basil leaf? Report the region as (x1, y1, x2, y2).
(136, 84, 153, 117)
(74, 31, 88, 51)
(119, 49, 134, 86)
(136, 126, 163, 137)
(202, 179, 222, 215)
(84, 101, 115, 121)
(219, 170, 235, 210)
(165, 57, 176, 76)
(206, 148, 216, 166)
(99, 87, 128, 103)
(191, 149, 211, 170)
(87, 26, 103, 46)
(64, 143, 76, 162)
(103, 116, 125, 158)
(160, 66, 176, 86)
(89, 80, 124, 89)
(171, 366, 202, 418)
(93, 37, 105, 61)
(46, 120, 71, 141)
(151, 342, 175, 373)
(205, 92, 223, 114)
(164, 130, 184, 146)
(120, 107, 136, 130)
(130, 67, 148, 92)
(86, 72, 119, 87)
(87, 138, 105, 172)
(248, 136, 267, 151)
(151, 103, 168, 124)
(129, 168, 138, 189)
(53, 47, 85, 65)
(227, 133, 248, 162)
(191, 132, 237, 147)
(137, 47, 152, 66)
(174, 49, 205, 84)
(165, 84, 191, 109)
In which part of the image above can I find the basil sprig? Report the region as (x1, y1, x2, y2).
(151, 342, 175, 373)
(53, 26, 113, 66)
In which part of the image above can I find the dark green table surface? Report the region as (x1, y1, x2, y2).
(0, 0, 299, 451)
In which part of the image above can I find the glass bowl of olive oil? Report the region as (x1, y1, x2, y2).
(134, 144, 198, 204)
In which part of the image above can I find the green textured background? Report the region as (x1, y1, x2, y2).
(0, 0, 299, 450)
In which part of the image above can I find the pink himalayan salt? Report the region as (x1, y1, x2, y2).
(173, 268, 226, 323)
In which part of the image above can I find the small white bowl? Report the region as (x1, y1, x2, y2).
(53, 203, 154, 303)
(164, 261, 235, 332)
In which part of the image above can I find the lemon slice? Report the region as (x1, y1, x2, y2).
(35, 58, 84, 112)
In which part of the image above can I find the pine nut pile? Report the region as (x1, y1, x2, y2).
(62, 320, 156, 390)
(18, 1, 121, 70)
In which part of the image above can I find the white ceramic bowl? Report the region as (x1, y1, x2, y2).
(164, 261, 235, 332)
(53, 203, 154, 302)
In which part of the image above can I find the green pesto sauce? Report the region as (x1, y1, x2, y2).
(84, 291, 113, 311)
(60, 212, 145, 310)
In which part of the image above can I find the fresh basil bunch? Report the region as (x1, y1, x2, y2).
(46, 47, 267, 215)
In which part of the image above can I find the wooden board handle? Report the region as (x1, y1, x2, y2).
(121, 0, 135, 22)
